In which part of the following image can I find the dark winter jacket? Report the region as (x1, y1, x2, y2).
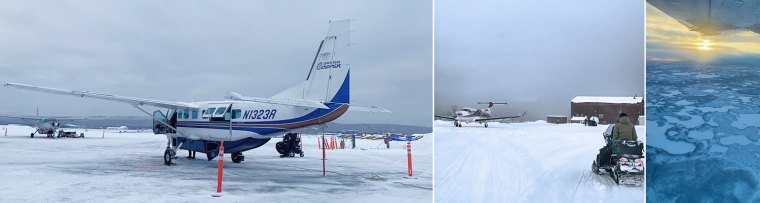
(612, 117, 637, 140)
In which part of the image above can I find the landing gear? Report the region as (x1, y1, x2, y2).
(30, 133, 34, 138)
(231, 152, 244, 163)
(454, 121, 461, 127)
(484, 123, 489, 128)
(163, 148, 173, 165)
(163, 138, 181, 166)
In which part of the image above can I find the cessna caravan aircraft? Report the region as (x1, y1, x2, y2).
(4, 19, 388, 165)
(435, 102, 525, 128)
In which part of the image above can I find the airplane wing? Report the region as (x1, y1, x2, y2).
(227, 92, 329, 109)
(475, 111, 527, 122)
(4, 82, 199, 109)
(435, 115, 456, 120)
(348, 105, 391, 113)
(0, 115, 47, 121)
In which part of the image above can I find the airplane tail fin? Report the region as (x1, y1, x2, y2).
(274, 20, 351, 104)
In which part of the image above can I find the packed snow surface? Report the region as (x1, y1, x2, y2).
(0, 125, 431, 202)
(434, 120, 645, 202)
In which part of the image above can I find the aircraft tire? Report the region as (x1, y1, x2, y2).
(163, 149, 172, 165)
(231, 152, 243, 163)
(31, 133, 34, 138)
(289, 151, 295, 157)
(300, 153, 304, 157)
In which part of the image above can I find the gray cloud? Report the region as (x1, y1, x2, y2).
(0, 0, 432, 127)
(435, 0, 644, 121)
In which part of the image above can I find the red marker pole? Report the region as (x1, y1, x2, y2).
(322, 135, 326, 176)
(213, 141, 225, 197)
(406, 142, 413, 177)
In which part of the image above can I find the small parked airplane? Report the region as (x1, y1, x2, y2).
(4, 19, 389, 165)
(435, 102, 525, 128)
(0, 108, 86, 138)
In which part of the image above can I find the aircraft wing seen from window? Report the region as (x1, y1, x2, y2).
(4, 82, 199, 110)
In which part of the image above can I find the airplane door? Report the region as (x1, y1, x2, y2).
(152, 110, 169, 134)
(207, 103, 232, 140)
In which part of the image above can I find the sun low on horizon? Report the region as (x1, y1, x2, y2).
(646, 4, 760, 62)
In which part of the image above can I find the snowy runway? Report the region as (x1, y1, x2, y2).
(434, 121, 644, 202)
(0, 125, 432, 202)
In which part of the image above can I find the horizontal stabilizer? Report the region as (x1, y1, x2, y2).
(228, 92, 329, 109)
(348, 105, 391, 113)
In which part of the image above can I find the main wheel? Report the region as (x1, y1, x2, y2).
(484, 123, 488, 128)
(231, 152, 243, 163)
(163, 149, 173, 165)
(30, 133, 34, 138)
(288, 151, 295, 157)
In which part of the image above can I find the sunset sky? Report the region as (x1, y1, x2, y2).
(647, 4, 760, 62)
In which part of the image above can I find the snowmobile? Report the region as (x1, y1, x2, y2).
(275, 133, 304, 158)
(591, 125, 644, 186)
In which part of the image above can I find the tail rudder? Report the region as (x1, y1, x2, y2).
(275, 20, 351, 104)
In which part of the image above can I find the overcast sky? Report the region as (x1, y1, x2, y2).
(435, 0, 645, 121)
(0, 1, 432, 127)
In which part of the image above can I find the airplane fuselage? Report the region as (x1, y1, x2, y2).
(171, 100, 348, 141)
(453, 108, 491, 123)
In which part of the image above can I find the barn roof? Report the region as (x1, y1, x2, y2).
(571, 96, 643, 104)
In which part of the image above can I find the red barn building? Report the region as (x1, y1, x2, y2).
(570, 96, 644, 125)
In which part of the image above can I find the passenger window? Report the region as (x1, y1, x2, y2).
(232, 109, 241, 119)
(183, 110, 189, 119)
(203, 108, 216, 118)
(191, 110, 198, 119)
(214, 107, 227, 115)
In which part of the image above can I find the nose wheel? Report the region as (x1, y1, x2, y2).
(163, 148, 175, 165)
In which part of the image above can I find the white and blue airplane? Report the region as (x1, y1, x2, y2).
(3, 19, 389, 165)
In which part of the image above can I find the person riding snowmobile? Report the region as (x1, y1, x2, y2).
(596, 113, 638, 166)
(612, 113, 637, 141)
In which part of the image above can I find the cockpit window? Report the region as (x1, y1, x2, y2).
(214, 107, 227, 115)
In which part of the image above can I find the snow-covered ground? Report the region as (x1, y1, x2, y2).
(0, 125, 432, 202)
(434, 120, 645, 202)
